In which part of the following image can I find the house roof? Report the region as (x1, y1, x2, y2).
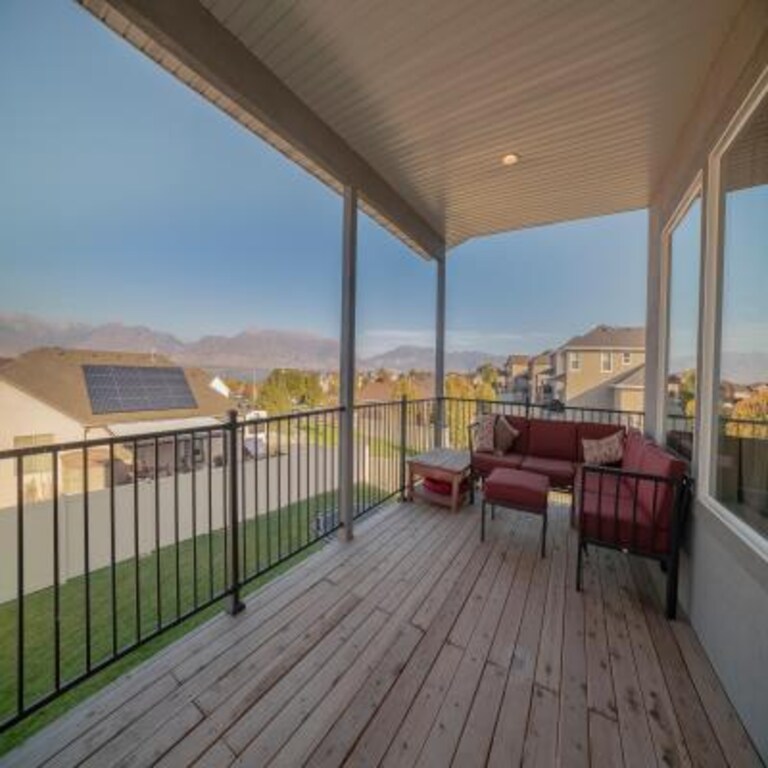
(79, 0, 748, 256)
(610, 364, 646, 389)
(0, 348, 232, 427)
(561, 325, 645, 351)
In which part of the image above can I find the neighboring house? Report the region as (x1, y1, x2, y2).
(502, 355, 530, 400)
(611, 364, 646, 417)
(551, 325, 646, 409)
(0, 347, 232, 507)
(529, 350, 556, 403)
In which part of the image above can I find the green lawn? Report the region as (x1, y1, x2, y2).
(0, 488, 355, 756)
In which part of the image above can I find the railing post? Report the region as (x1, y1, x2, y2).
(226, 409, 245, 615)
(434, 252, 446, 448)
(399, 395, 408, 499)
(338, 185, 357, 540)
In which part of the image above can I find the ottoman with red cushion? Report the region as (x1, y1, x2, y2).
(482, 468, 550, 557)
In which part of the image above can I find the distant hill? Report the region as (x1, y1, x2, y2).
(0, 313, 506, 374)
(179, 329, 340, 371)
(361, 345, 506, 373)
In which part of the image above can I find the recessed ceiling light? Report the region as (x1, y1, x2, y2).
(501, 153, 520, 166)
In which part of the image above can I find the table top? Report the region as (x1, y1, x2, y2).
(408, 448, 471, 473)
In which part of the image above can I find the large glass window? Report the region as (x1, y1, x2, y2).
(665, 195, 702, 460)
(714, 95, 768, 537)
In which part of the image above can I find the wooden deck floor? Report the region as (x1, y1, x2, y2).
(2, 498, 762, 768)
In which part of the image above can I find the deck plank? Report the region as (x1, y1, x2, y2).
(671, 621, 763, 768)
(486, 526, 553, 767)
(582, 547, 617, 721)
(415, 523, 526, 767)
(557, 529, 589, 768)
(612, 552, 691, 768)
(2, 500, 759, 768)
(628, 560, 728, 768)
(597, 549, 656, 768)
(589, 710, 625, 768)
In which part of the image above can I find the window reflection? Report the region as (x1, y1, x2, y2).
(714, 96, 768, 537)
(665, 197, 701, 461)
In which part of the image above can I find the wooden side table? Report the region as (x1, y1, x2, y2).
(406, 448, 472, 512)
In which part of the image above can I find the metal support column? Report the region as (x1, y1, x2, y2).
(434, 251, 446, 448)
(339, 186, 358, 540)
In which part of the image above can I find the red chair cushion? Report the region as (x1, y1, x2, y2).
(580, 488, 668, 554)
(528, 419, 578, 461)
(471, 451, 525, 476)
(485, 468, 549, 512)
(636, 445, 686, 525)
(621, 429, 647, 472)
(520, 456, 576, 487)
(576, 424, 625, 462)
(575, 467, 634, 503)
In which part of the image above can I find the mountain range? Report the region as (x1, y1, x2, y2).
(0, 313, 504, 374)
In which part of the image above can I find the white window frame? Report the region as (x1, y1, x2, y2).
(658, 172, 704, 459)
(569, 352, 581, 372)
(622, 352, 632, 366)
(600, 351, 613, 373)
(698, 64, 768, 562)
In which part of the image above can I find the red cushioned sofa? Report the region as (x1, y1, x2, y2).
(469, 417, 691, 618)
(470, 416, 625, 495)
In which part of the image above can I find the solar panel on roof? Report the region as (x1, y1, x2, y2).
(83, 365, 198, 415)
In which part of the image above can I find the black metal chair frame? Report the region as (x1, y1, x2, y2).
(575, 464, 692, 619)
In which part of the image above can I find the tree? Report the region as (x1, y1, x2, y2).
(726, 391, 768, 438)
(476, 363, 499, 388)
(256, 374, 292, 415)
(474, 380, 496, 402)
(679, 369, 696, 414)
(392, 374, 418, 400)
(444, 375, 476, 448)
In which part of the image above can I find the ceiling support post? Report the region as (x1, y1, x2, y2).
(434, 251, 446, 448)
(338, 186, 358, 540)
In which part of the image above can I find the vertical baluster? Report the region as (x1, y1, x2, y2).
(83, 445, 92, 671)
(173, 435, 180, 619)
(307, 413, 312, 544)
(154, 438, 161, 632)
(239, 426, 246, 579)
(192, 432, 198, 608)
(52, 449, 61, 690)
(266, 421, 272, 567)
(227, 411, 244, 615)
(133, 440, 140, 642)
(16, 456, 24, 715)
(277, 419, 283, 560)
(222, 428, 228, 595)
(109, 442, 117, 657)
(207, 431, 213, 600)
(287, 415, 293, 555)
(254, 420, 260, 574)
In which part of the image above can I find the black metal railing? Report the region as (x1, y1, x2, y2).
(0, 407, 343, 732)
(0, 394, 656, 731)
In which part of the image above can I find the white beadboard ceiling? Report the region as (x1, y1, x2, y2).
(85, 0, 746, 253)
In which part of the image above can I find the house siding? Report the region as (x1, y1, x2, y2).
(564, 350, 645, 405)
(646, 2, 768, 758)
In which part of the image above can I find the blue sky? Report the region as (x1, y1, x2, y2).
(0, 0, 649, 358)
